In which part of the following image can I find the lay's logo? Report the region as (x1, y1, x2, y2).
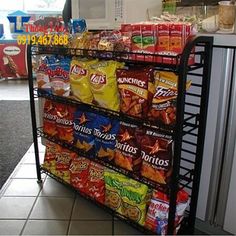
(90, 74, 106, 85)
(70, 65, 87, 76)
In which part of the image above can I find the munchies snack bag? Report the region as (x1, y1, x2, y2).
(69, 156, 90, 193)
(114, 121, 141, 172)
(43, 99, 57, 136)
(73, 109, 96, 156)
(89, 60, 124, 111)
(145, 189, 189, 235)
(93, 115, 120, 162)
(148, 71, 191, 125)
(69, 58, 97, 104)
(137, 128, 173, 185)
(54, 103, 76, 144)
(117, 67, 154, 118)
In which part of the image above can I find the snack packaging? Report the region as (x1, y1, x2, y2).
(54, 103, 75, 144)
(117, 67, 154, 118)
(131, 24, 143, 60)
(148, 71, 191, 125)
(137, 128, 173, 185)
(48, 57, 71, 97)
(114, 122, 141, 172)
(36, 61, 50, 91)
(89, 60, 124, 111)
(104, 168, 150, 225)
(69, 156, 90, 193)
(145, 189, 189, 235)
(86, 162, 105, 204)
(55, 147, 77, 183)
(43, 99, 57, 136)
(93, 115, 120, 162)
(69, 58, 97, 104)
(73, 110, 96, 156)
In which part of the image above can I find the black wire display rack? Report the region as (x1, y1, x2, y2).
(27, 35, 213, 235)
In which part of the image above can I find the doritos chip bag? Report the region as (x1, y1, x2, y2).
(148, 71, 191, 125)
(69, 156, 90, 193)
(137, 128, 173, 186)
(93, 115, 120, 162)
(86, 162, 105, 204)
(117, 67, 154, 118)
(69, 58, 97, 104)
(114, 122, 141, 172)
(89, 60, 124, 111)
(43, 99, 57, 136)
(145, 189, 189, 235)
(54, 103, 75, 144)
(73, 109, 96, 156)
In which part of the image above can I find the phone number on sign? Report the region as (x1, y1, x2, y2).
(17, 34, 69, 46)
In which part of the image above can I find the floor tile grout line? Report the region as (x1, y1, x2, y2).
(66, 192, 77, 235)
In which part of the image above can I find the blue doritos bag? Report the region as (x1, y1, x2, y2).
(73, 109, 96, 156)
(93, 115, 120, 162)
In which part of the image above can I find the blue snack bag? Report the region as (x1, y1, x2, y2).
(73, 109, 96, 156)
(93, 115, 120, 162)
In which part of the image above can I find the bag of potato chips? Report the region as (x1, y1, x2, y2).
(43, 100, 57, 136)
(89, 60, 124, 111)
(70, 58, 97, 104)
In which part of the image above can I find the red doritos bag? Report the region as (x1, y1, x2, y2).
(43, 100, 57, 136)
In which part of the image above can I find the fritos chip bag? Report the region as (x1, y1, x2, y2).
(69, 156, 90, 193)
(55, 147, 77, 183)
(137, 128, 173, 186)
(114, 122, 141, 172)
(43, 99, 57, 136)
(86, 162, 105, 204)
(145, 189, 189, 235)
(73, 109, 96, 156)
(55, 103, 75, 144)
(42, 141, 60, 174)
(148, 71, 191, 125)
(93, 115, 120, 162)
(89, 60, 124, 111)
(69, 58, 97, 104)
(48, 57, 71, 97)
(104, 168, 149, 225)
(117, 67, 154, 118)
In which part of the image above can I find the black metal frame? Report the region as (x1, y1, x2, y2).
(27, 35, 213, 235)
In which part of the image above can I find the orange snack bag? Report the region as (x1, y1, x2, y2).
(43, 100, 57, 136)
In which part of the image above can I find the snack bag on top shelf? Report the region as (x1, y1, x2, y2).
(86, 162, 105, 204)
(69, 156, 90, 193)
(69, 58, 98, 104)
(145, 189, 189, 235)
(43, 99, 57, 136)
(48, 57, 71, 97)
(54, 103, 76, 144)
(137, 128, 173, 186)
(73, 109, 96, 156)
(55, 147, 77, 183)
(131, 24, 143, 60)
(93, 115, 120, 162)
(114, 121, 141, 172)
(116, 67, 154, 118)
(148, 71, 191, 126)
(89, 60, 124, 112)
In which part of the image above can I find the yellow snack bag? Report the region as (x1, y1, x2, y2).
(89, 60, 124, 111)
(70, 58, 97, 104)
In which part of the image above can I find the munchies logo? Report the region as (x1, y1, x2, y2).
(117, 77, 146, 88)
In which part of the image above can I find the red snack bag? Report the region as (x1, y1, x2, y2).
(55, 147, 77, 183)
(69, 157, 90, 193)
(137, 128, 173, 185)
(117, 67, 153, 118)
(86, 162, 105, 204)
(114, 122, 141, 172)
(55, 103, 75, 143)
(43, 99, 57, 136)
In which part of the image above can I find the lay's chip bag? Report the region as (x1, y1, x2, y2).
(69, 58, 98, 104)
(93, 115, 120, 162)
(89, 60, 124, 111)
(73, 109, 96, 156)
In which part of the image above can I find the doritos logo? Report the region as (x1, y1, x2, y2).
(70, 65, 87, 76)
(90, 74, 106, 85)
